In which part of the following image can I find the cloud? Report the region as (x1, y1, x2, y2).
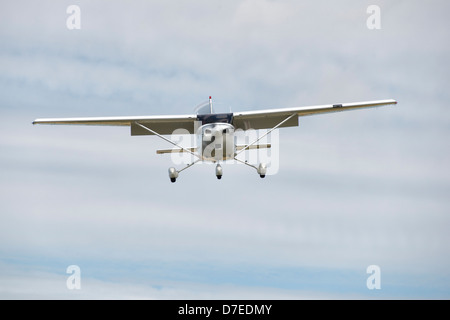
(0, 260, 354, 300)
(0, 0, 449, 299)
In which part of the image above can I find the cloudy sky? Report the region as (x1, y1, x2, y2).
(1, 0, 449, 299)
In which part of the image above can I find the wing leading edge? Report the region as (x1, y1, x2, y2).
(32, 99, 396, 134)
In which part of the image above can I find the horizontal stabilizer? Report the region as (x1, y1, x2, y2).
(156, 147, 197, 154)
(236, 144, 271, 151)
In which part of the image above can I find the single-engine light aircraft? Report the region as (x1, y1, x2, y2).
(33, 97, 396, 182)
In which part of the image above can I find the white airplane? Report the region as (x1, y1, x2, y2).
(33, 97, 396, 182)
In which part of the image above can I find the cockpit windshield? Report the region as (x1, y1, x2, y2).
(196, 113, 233, 125)
(194, 100, 212, 114)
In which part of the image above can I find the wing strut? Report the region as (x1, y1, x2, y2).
(233, 113, 296, 179)
(134, 122, 202, 160)
(234, 113, 298, 178)
(235, 113, 296, 157)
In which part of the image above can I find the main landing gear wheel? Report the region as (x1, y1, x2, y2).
(215, 164, 223, 180)
(257, 163, 267, 179)
(168, 167, 178, 183)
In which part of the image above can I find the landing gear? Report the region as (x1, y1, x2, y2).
(215, 164, 223, 180)
(168, 167, 178, 183)
(233, 157, 268, 179)
(257, 163, 267, 178)
(168, 162, 225, 182)
(167, 159, 202, 183)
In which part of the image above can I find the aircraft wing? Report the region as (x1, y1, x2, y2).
(232, 99, 397, 130)
(32, 114, 198, 135)
(33, 99, 396, 134)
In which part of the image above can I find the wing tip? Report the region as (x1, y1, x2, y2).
(32, 119, 46, 125)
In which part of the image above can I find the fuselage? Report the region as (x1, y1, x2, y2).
(197, 122, 235, 162)
(196, 113, 235, 162)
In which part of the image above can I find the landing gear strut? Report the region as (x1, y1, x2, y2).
(167, 159, 201, 183)
(233, 157, 268, 179)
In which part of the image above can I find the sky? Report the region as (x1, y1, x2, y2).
(0, 0, 449, 299)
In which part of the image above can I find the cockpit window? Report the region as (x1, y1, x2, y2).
(197, 113, 233, 125)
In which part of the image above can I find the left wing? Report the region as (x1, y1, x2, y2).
(232, 99, 397, 130)
(33, 114, 198, 135)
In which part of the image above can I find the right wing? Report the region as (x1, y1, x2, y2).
(232, 99, 397, 130)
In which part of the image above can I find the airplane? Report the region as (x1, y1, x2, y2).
(33, 97, 397, 182)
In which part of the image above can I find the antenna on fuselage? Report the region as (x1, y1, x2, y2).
(194, 97, 214, 115)
(209, 96, 213, 114)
